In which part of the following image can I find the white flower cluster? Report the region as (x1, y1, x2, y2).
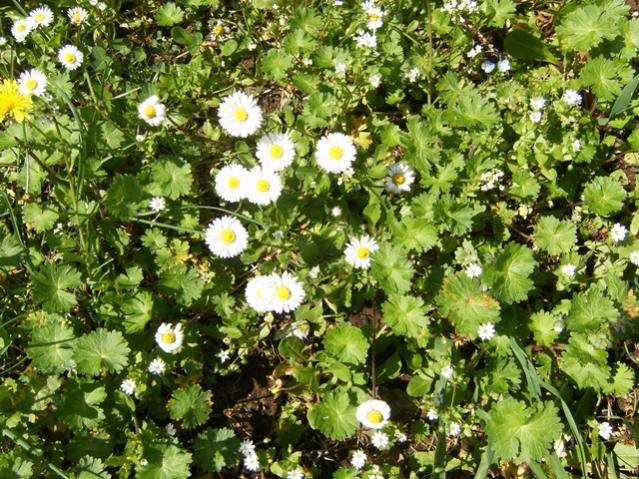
(482, 58, 511, 74)
(529, 96, 545, 123)
(245, 272, 305, 314)
(479, 170, 505, 191)
(239, 440, 260, 471)
(442, 0, 479, 20)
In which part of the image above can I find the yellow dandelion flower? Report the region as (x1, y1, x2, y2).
(0, 79, 33, 123)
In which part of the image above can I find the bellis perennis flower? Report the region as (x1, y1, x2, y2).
(356, 399, 391, 429)
(218, 91, 263, 138)
(256, 132, 296, 171)
(245, 273, 305, 314)
(385, 163, 415, 193)
(58, 45, 84, 70)
(155, 323, 184, 353)
(315, 132, 357, 173)
(18, 69, 47, 97)
(30, 6, 54, 27)
(205, 215, 249, 258)
(344, 235, 379, 269)
(138, 95, 166, 126)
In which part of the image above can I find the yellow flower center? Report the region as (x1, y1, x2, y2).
(72, 12, 82, 22)
(392, 173, 405, 185)
(25, 79, 38, 90)
(35, 13, 45, 22)
(369, 13, 380, 22)
(213, 24, 224, 36)
(329, 146, 343, 160)
(367, 410, 384, 424)
(144, 104, 157, 118)
(256, 179, 270, 192)
(233, 107, 248, 122)
(64, 53, 77, 64)
(269, 144, 284, 158)
(276, 286, 291, 300)
(220, 229, 236, 244)
(356, 247, 370, 259)
(17, 24, 26, 32)
(227, 176, 240, 189)
(161, 332, 176, 344)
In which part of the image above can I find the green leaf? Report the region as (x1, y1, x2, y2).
(194, 428, 241, 472)
(105, 175, 145, 220)
(602, 362, 634, 396)
(382, 294, 430, 339)
(579, 57, 634, 102)
(556, 1, 628, 52)
(560, 333, 610, 390)
(138, 445, 192, 479)
(149, 160, 193, 200)
(121, 291, 154, 333)
(323, 323, 369, 365)
(437, 273, 501, 337)
(158, 264, 204, 306)
(565, 286, 618, 333)
(529, 311, 559, 346)
(445, 89, 500, 128)
(74, 329, 130, 376)
(27, 320, 75, 373)
(260, 49, 293, 82)
(307, 389, 358, 441)
(168, 384, 213, 429)
(583, 175, 626, 216)
(371, 244, 414, 295)
(503, 29, 558, 64)
(482, 0, 516, 27)
(614, 443, 639, 469)
(391, 216, 438, 252)
(23, 203, 58, 233)
(32, 263, 83, 313)
(74, 456, 111, 479)
(486, 398, 563, 462)
(610, 74, 639, 118)
(155, 2, 184, 26)
(485, 243, 536, 304)
(534, 216, 577, 255)
(0, 235, 23, 270)
(58, 378, 107, 431)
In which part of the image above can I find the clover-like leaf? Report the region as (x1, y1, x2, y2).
(486, 398, 563, 462)
(168, 384, 213, 429)
(323, 323, 369, 365)
(73, 329, 130, 376)
(307, 389, 358, 441)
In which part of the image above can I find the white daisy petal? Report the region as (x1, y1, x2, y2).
(215, 164, 249, 202)
(268, 272, 304, 314)
(218, 91, 263, 138)
(385, 162, 415, 193)
(205, 216, 249, 258)
(345, 235, 379, 270)
(315, 132, 357, 174)
(155, 323, 184, 354)
(256, 132, 296, 171)
(29, 7, 54, 27)
(138, 95, 166, 126)
(68, 7, 89, 25)
(11, 18, 35, 42)
(57, 45, 84, 70)
(17, 68, 47, 96)
(245, 167, 282, 206)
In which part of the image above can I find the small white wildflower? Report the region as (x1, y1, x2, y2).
(0, 37, 6, 46)
(598, 421, 613, 440)
(148, 358, 166, 375)
(406, 67, 420, 82)
(371, 431, 390, 450)
(497, 58, 510, 72)
(335, 62, 347, 75)
(562, 89, 582, 106)
(302, 57, 313, 66)
(369, 73, 381, 88)
(561, 264, 576, 278)
(611, 223, 627, 243)
(351, 450, 367, 470)
(248, 41, 257, 51)
(139, 459, 148, 467)
(369, 465, 385, 479)
(477, 323, 495, 341)
(572, 139, 581, 152)
(97, 2, 107, 11)
(244, 452, 260, 471)
(239, 440, 256, 456)
(554, 318, 564, 333)
(354, 30, 377, 49)
(465, 263, 482, 278)
(217, 349, 231, 363)
(149, 196, 166, 213)
(287, 469, 304, 479)
(166, 423, 177, 436)
(479, 170, 505, 191)
(466, 44, 482, 58)
(394, 430, 408, 443)
(120, 378, 136, 396)
(135, 134, 145, 142)
(331, 206, 342, 217)
(629, 250, 639, 266)
(448, 422, 461, 437)
(481, 60, 495, 73)
(530, 110, 543, 123)
(441, 365, 454, 380)
(427, 408, 438, 421)
(530, 97, 546, 110)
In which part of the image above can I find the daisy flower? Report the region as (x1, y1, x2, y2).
(0, 80, 33, 123)
(155, 323, 184, 353)
(245, 275, 276, 313)
(68, 7, 89, 25)
(477, 323, 495, 341)
(287, 469, 304, 479)
(214, 164, 249, 203)
(149, 196, 166, 213)
(611, 223, 627, 243)
(315, 132, 357, 174)
(210, 20, 226, 40)
(148, 358, 166, 375)
(371, 431, 389, 450)
(256, 132, 296, 171)
(351, 450, 367, 470)
(57, 45, 84, 70)
(530, 97, 546, 110)
(218, 91, 263, 138)
(205, 215, 249, 258)
(11, 18, 35, 42)
(29, 6, 54, 27)
(481, 60, 496, 73)
(17, 69, 47, 97)
(137, 95, 166, 126)
(385, 163, 415, 193)
(356, 399, 391, 429)
(239, 440, 256, 456)
(269, 272, 304, 314)
(245, 167, 282, 206)
(365, 6, 384, 30)
(120, 378, 136, 396)
(345, 235, 379, 269)
(369, 73, 381, 88)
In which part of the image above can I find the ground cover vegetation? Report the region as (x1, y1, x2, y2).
(1, 0, 639, 477)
